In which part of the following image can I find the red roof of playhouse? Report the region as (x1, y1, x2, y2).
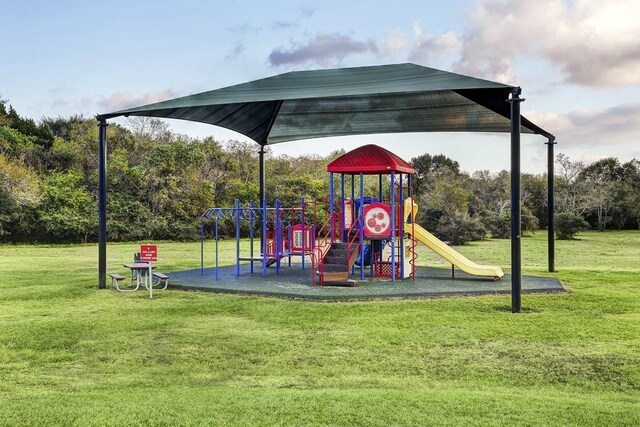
(326, 144, 415, 175)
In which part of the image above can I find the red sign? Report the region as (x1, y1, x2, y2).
(140, 244, 158, 262)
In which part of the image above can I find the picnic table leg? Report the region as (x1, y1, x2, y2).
(148, 263, 153, 299)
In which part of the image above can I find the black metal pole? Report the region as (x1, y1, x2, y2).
(97, 117, 108, 289)
(258, 144, 266, 204)
(546, 138, 556, 272)
(509, 88, 524, 313)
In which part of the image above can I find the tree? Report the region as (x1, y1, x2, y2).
(0, 153, 42, 237)
(39, 170, 95, 242)
(578, 158, 621, 231)
(555, 213, 589, 240)
(555, 154, 591, 216)
(410, 153, 460, 198)
(435, 210, 486, 245)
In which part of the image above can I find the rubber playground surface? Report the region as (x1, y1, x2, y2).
(168, 262, 565, 301)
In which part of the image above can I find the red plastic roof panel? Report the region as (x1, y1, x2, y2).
(327, 144, 415, 175)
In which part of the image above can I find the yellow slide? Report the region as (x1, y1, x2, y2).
(404, 198, 504, 279)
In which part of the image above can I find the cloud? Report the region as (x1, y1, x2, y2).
(543, 1, 640, 86)
(452, 0, 640, 86)
(268, 33, 379, 67)
(271, 20, 297, 29)
(225, 43, 245, 59)
(408, 25, 461, 65)
(383, 27, 408, 56)
(98, 90, 182, 112)
(526, 103, 640, 147)
(301, 7, 315, 18)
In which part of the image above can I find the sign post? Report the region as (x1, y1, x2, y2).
(140, 244, 158, 299)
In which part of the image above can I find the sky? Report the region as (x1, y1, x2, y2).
(1, 0, 639, 174)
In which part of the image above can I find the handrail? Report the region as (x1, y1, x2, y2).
(310, 211, 334, 286)
(345, 213, 362, 269)
(311, 246, 324, 286)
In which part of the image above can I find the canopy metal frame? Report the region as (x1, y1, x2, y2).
(96, 63, 556, 313)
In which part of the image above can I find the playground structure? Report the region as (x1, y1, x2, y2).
(200, 198, 315, 280)
(200, 144, 503, 286)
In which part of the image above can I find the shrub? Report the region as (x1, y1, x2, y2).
(435, 211, 486, 245)
(555, 212, 589, 240)
(484, 207, 539, 239)
(484, 213, 510, 239)
(522, 206, 540, 236)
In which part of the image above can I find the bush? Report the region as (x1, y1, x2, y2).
(483, 207, 539, 239)
(522, 206, 540, 236)
(555, 212, 589, 240)
(435, 211, 486, 245)
(484, 213, 510, 239)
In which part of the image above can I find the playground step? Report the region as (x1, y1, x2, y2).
(321, 278, 357, 287)
(331, 242, 349, 250)
(324, 255, 347, 264)
(320, 271, 350, 282)
(321, 263, 349, 272)
(327, 249, 348, 257)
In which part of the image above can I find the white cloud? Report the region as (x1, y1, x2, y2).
(268, 33, 379, 67)
(383, 27, 408, 56)
(452, 0, 640, 86)
(526, 103, 640, 147)
(409, 28, 461, 65)
(98, 90, 182, 112)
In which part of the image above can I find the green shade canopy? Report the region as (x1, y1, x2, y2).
(100, 63, 553, 145)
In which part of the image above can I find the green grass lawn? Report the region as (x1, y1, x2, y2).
(0, 231, 638, 426)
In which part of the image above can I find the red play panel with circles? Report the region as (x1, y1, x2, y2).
(363, 202, 392, 238)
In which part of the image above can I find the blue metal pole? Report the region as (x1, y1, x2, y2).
(262, 198, 267, 277)
(275, 199, 281, 273)
(351, 174, 355, 274)
(399, 173, 404, 279)
(360, 172, 365, 280)
(200, 219, 204, 275)
(378, 174, 382, 201)
(215, 213, 219, 281)
(390, 171, 396, 282)
(351, 175, 355, 202)
(288, 223, 292, 267)
(301, 197, 305, 270)
(329, 173, 335, 243)
(236, 199, 241, 276)
(250, 200, 254, 274)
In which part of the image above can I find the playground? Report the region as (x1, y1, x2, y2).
(168, 264, 562, 300)
(179, 143, 564, 298)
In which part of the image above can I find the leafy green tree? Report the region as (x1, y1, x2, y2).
(39, 170, 95, 242)
(411, 153, 460, 198)
(435, 210, 486, 245)
(0, 153, 42, 238)
(555, 212, 589, 240)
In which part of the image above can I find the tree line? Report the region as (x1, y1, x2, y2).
(1, 99, 639, 244)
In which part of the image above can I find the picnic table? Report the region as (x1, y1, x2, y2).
(122, 263, 156, 291)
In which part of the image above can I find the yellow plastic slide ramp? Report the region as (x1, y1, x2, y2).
(403, 198, 504, 279)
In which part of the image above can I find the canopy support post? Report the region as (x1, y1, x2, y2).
(258, 99, 282, 205)
(258, 144, 266, 252)
(509, 88, 524, 313)
(97, 117, 108, 289)
(259, 144, 266, 205)
(546, 137, 556, 272)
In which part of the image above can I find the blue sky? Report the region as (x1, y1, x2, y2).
(1, 0, 639, 173)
